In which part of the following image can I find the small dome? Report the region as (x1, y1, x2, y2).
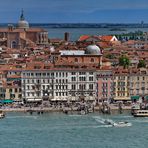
(18, 20, 29, 29)
(85, 44, 102, 55)
(18, 9, 29, 29)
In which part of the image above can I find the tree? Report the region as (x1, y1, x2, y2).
(119, 55, 130, 69)
(105, 54, 115, 59)
(138, 60, 146, 68)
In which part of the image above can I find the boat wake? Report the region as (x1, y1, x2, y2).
(92, 116, 132, 127)
(50, 124, 113, 130)
(92, 116, 114, 124)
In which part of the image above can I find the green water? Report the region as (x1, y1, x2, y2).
(0, 112, 147, 148)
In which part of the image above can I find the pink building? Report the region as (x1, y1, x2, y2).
(96, 69, 113, 103)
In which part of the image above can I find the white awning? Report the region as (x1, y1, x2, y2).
(27, 99, 42, 102)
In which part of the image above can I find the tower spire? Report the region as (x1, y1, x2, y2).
(20, 9, 25, 21)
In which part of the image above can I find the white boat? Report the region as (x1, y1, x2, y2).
(104, 119, 132, 127)
(133, 110, 148, 117)
(0, 111, 5, 119)
(112, 122, 132, 127)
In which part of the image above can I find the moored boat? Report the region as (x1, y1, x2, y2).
(133, 110, 148, 117)
(0, 111, 5, 119)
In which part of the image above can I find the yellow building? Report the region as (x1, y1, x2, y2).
(113, 69, 130, 101)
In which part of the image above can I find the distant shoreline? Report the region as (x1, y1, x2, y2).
(0, 23, 147, 29)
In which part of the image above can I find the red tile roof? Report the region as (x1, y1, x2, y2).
(78, 35, 90, 41)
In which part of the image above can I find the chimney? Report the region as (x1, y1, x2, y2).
(8, 24, 14, 31)
(64, 32, 70, 42)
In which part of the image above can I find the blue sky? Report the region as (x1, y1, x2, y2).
(0, 0, 148, 23)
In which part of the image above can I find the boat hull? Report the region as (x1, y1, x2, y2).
(133, 110, 148, 117)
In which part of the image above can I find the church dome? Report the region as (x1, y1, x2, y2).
(18, 20, 29, 29)
(85, 44, 102, 55)
(18, 10, 29, 29)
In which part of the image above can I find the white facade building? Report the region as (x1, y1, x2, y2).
(21, 70, 97, 102)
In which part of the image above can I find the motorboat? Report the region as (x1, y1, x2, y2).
(104, 119, 132, 127)
(112, 122, 132, 127)
(0, 111, 5, 119)
(133, 110, 148, 117)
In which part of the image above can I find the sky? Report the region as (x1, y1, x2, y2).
(0, 0, 148, 23)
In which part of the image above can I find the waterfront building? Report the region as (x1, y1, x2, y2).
(0, 65, 22, 101)
(96, 69, 113, 103)
(21, 63, 97, 102)
(0, 10, 48, 49)
(113, 68, 130, 101)
(129, 68, 148, 101)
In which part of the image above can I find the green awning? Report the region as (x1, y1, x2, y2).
(145, 96, 148, 100)
(131, 96, 140, 100)
(0, 99, 14, 103)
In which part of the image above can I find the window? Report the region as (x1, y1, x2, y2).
(11, 41, 17, 48)
(89, 72, 93, 75)
(79, 72, 86, 75)
(89, 84, 93, 90)
(75, 58, 78, 62)
(43, 85, 45, 89)
(89, 77, 93, 81)
(66, 73, 68, 77)
(42, 73, 46, 76)
(72, 84, 76, 90)
(72, 77, 76, 81)
(79, 77, 86, 81)
(91, 58, 94, 63)
(51, 73, 54, 77)
(9, 89, 12, 93)
(15, 88, 17, 93)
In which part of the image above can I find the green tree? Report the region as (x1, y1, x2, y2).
(138, 60, 146, 68)
(119, 55, 130, 68)
(105, 54, 115, 59)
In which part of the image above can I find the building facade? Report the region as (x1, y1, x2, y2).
(0, 10, 48, 49)
(21, 69, 96, 102)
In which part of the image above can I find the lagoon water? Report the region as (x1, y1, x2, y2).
(0, 112, 148, 148)
(47, 27, 148, 41)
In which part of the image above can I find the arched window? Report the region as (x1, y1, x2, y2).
(11, 41, 17, 48)
(91, 58, 95, 63)
(75, 58, 78, 62)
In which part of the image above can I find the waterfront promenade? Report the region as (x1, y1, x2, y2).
(0, 104, 131, 113)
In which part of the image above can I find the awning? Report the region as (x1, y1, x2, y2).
(27, 99, 42, 102)
(131, 96, 140, 100)
(145, 96, 148, 100)
(0, 99, 14, 103)
(114, 97, 131, 101)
